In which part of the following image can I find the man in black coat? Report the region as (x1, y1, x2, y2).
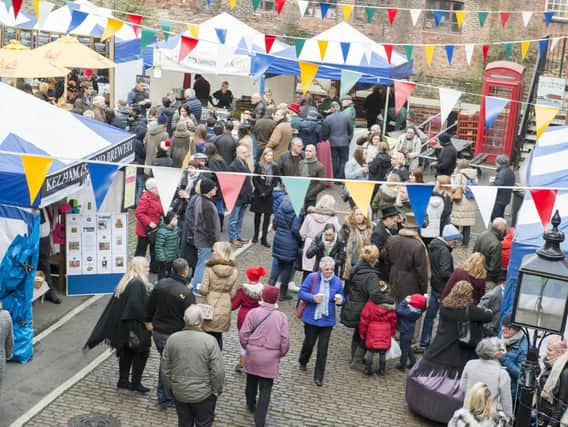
(491, 154, 515, 221)
(277, 137, 304, 177)
(228, 145, 253, 248)
(371, 206, 400, 281)
(432, 133, 457, 177)
(363, 86, 384, 129)
(213, 122, 238, 165)
(193, 74, 211, 107)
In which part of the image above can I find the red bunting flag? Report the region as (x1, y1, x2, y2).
(530, 189, 558, 228)
(265, 34, 276, 53)
(482, 44, 490, 62)
(179, 36, 199, 63)
(128, 14, 143, 37)
(275, 0, 286, 15)
(499, 12, 510, 28)
(383, 44, 393, 64)
(387, 8, 398, 26)
(216, 172, 247, 215)
(12, 0, 23, 18)
(394, 80, 416, 116)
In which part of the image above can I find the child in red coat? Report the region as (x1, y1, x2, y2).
(232, 266, 266, 372)
(359, 281, 397, 376)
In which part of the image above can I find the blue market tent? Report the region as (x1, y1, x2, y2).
(502, 125, 568, 317)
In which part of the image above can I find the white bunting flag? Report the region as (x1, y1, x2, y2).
(465, 44, 475, 65)
(521, 11, 533, 27)
(551, 37, 561, 52)
(152, 166, 183, 214)
(409, 9, 421, 27)
(470, 186, 498, 229)
(439, 88, 462, 126)
(38, 1, 55, 29)
(297, 0, 309, 17)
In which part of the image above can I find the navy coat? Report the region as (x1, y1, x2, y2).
(272, 200, 301, 262)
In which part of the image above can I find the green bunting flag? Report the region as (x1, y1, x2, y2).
(252, 0, 261, 11)
(403, 45, 413, 60)
(478, 11, 489, 27)
(160, 18, 171, 42)
(366, 7, 376, 23)
(140, 28, 157, 53)
(504, 43, 513, 59)
(295, 39, 306, 58)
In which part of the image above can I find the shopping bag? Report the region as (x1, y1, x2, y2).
(385, 337, 401, 360)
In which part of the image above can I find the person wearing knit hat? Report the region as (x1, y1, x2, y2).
(151, 139, 173, 168)
(239, 282, 289, 427)
(198, 177, 216, 196)
(396, 293, 428, 371)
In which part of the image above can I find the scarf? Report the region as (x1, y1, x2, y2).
(542, 349, 568, 404)
(262, 164, 273, 186)
(343, 224, 372, 279)
(323, 233, 338, 256)
(502, 330, 523, 348)
(314, 275, 331, 321)
(300, 157, 317, 177)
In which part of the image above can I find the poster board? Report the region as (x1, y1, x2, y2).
(537, 76, 566, 109)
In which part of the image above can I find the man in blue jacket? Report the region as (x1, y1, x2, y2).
(499, 314, 528, 402)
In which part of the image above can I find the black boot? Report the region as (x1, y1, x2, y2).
(118, 351, 132, 389)
(376, 352, 386, 376)
(129, 351, 150, 393)
(219, 214, 224, 232)
(45, 288, 62, 304)
(364, 360, 373, 376)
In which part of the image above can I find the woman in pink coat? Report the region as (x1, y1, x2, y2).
(240, 286, 289, 427)
(135, 178, 163, 274)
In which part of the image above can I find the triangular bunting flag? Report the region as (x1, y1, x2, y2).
(365, 7, 376, 23)
(432, 10, 444, 27)
(299, 62, 319, 94)
(320, 3, 330, 19)
(455, 10, 466, 28)
(383, 44, 393, 64)
(281, 177, 310, 215)
(275, 0, 286, 15)
(482, 44, 490, 62)
(535, 104, 560, 140)
(439, 87, 462, 125)
(344, 181, 375, 217)
(160, 18, 171, 42)
(101, 18, 123, 41)
(251, 55, 275, 81)
(387, 8, 398, 26)
(406, 184, 435, 230)
(530, 190, 558, 228)
(403, 45, 413, 60)
(504, 42, 513, 59)
(478, 11, 489, 27)
(521, 41, 530, 60)
(445, 44, 454, 64)
(21, 155, 53, 205)
(188, 23, 199, 39)
(551, 37, 560, 52)
(544, 11, 553, 27)
(484, 96, 509, 131)
(522, 11, 533, 27)
(216, 172, 246, 215)
(295, 39, 306, 58)
(340, 42, 350, 63)
(179, 36, 199, 62)
(33, 0, 38, 17)
(499, 12, 510, 28)
(12, 0, 22, 18)
(424, 45, 435, 65)
(394, 81, 416, 116)
(152, 166, 182, 214)
(66, 9, 88, 34)
(340, 69, 362, 99)
(409, 9, 421, 27)
(128, 14, 142, 37)
(38, 1, 55, 30)
(265, 34, 276, 54)
(539, 39, 548, 58)
(4, 0, 10, 13)
(252, 0, 261, 11)
(215, 28, 227, 44)
(317, 40, 328, 61)
(297, 0, 309, 16)
(140, 28, 157, 53)
(465, 43, 474, 65)
(341, 4, 353, 22)
(470, 186, 498, 228)
(87, 163, 120, 211)
(229, 0, 237, 10)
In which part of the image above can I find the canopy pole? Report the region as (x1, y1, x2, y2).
(383, 85, 390, 138)
(259, 75, 266, 96)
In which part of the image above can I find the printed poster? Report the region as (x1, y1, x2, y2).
(123, 166, 137, 209)
(66, 214, 82, 275)
(81, 214, 97, 275)
(537, 76, 566, 108)
(96, 215, 113, 274)
(111, 214, 127, 274)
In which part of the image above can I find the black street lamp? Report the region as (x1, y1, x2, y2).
(512, 210, 568, 426)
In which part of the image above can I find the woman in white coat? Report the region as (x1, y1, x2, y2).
(421, 175, 453, 246)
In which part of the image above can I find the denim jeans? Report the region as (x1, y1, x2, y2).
(152, 331, 174, 405)
(268, 258, 294, 294)
(420, 289, 441, 347)
(399, 332, 416, 367)
(228, 205, 247, 241)
(331, 145, 349, 180)
(191, 247, 213, 287)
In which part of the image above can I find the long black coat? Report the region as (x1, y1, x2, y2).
(251, 163, 276, 214)
(435, 143, 457, 176)
(493, 165, 515, 206)
(306, 231, 346, 277)
(340, 261, 382, 328)
(229, 158, 253, 207)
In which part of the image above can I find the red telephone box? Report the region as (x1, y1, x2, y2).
(475, 61, 525, 163)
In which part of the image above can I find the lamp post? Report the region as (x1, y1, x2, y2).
(512, 210, 568, 427)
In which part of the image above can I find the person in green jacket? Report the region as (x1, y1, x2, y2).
(319, 86, 340, 116)
(156, 211, 180, 280)
(342, 96, 356, 128)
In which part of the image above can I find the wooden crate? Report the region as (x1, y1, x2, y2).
(457, 112, 479, 142)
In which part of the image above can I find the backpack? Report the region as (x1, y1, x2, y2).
(463, 173, 477, 200)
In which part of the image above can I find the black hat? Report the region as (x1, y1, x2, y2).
(502, 313, 514, 328)
(199, 177, 216, 194)
(381, 205, 400, 219)
(438, 133, 451, 144)
(164, 211, 177, 225)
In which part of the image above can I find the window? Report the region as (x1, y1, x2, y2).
(546, 0, 568, 16)
(262, 0, 274, 11)
(423, 0, 464, 33)
(304, 0, 337, 20)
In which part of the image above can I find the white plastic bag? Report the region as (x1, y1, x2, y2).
(385, 337, 401, 360)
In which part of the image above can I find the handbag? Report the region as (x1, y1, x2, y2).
(296, 273, 318, 319)
(452, 186, 464, 201)
(457, 306, 478, 349)
(146, 226, 158, 245)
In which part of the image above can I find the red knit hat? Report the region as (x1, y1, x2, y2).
(246, 266, 266, 283)
(262, 286, 279, 304)
(409, 294, 427, 310)
(288, 103, 300, 114)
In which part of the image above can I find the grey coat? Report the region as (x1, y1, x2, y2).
(0, 310, 14, 389)
(324, 111, 353, 147)
(161, 328, 225, 403)
(478, 284, 503, 337)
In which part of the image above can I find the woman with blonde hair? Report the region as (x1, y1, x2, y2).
(451, 159, 478, 247)
(340, 207, 373, 280)
(449, 383, 498, 426)
(387, 151, 409, 182)
(371, 174, 401, 219)
(85, 257, 152, 393)
(442, 252, 487, 304)
(251, 147, 277, 247)
(420, 174, 453, 245)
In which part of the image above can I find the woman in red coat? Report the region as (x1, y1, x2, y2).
(135, 178, 163, 274)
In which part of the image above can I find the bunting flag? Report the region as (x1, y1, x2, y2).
(409, 9, 421, 27)
(470, 186, 498, 228)
(499, 12, 510, 28)
(394, 81, 416, 116)
(387, 8, 398, 26)
(229, 0, 237, 10)
(365, 7, 376, 23)
(240, 36, 252, 54)
(551, 37, 560, 52)
(344, 181, 375, 217)
(432, 10, 444, 27)
(478, 11, 489, 27)
(101, 18, 123, 41)
(275, 0, 286, 15)
(424, 45, 435, 65)
(535, 104, 560, 140)
(265, 34, 276, 54)
(252, 0, 261, 11)
(252, 55, 274, 81)
(215, 28, 227, 44)
(455, 10, 467, 29)
(439, 87, 462, 125)
(188, 23, 200, 39)
(152, 167, 182, 214)
(317, 40, 328, 61)
(12, 0, 23, 18)
(281, 177, 310, 216)
(482, 44, 490, 62)
(341, 4, 353, 22)
(445, 44, 454, 64)
(383, 44, 393, 64)
(160, 18, 171, 42)
(320, 3, 330, 19)
(465, 43, 474, 65)
(340, 42, 350, 63)
(403, 45, 413, 60)
(128, 14, 143, 37)
(295, 39, 306, 58)
(485, 96, 509, 131)
(38, 1, 55, 30)
(340, 69, 362, 99)
(140, 28, 157, 53)
(66, 10, 89, 34)
(299, 62, 319, 94)
(21, 155, 53, 205)
(539, 39, 548, 58)
(216, 172, 246, 215)
(544, 11, 553, 27)
(87, 163, 120, 211)
(179, 36, 199, 62)
(522, 11, 533, 27)
(406, 184, 435, 230)
(4, 0, 10, 13)
(32, 0, 38, 17)
(530, 189, 558, 228)
(504, 42, 513, 59)
(297, 0, 309, 16)
(521, 41, 530, 60)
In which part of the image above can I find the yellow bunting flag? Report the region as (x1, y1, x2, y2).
(535, 104, 560, 140)
(188, 24, 200, 39)
(229, 0, 237, 9)
(424, 45, 435, 65)
(341, 4, 353, 22)
(21, 155, 53, 205)
(101, 18, 124, 41)
(344, 181, 375, 217)
(521, 41, 530, 60)
(299, 62, 319, 95)
(33, 0, 39, 17)
(455, 10, 467, 29)
(317, 40, 328, 61)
